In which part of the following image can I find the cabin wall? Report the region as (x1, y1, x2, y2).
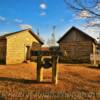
(59, 29, 94, 63)
(6, 30, 40, 64)
(59, 42, 93, 63)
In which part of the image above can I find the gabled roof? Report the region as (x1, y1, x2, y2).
(0, 29, 44, 44)
(57, 26, 97, 44)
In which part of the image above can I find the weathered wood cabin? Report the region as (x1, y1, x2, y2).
(0, 29, 43, 64)
(57, 26, 97, 64)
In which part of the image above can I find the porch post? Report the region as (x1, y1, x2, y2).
(93, 43, 96, 65)
(37, 56, 43, 82)
(52, 56, 58, 84)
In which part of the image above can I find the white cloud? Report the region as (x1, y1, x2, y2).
(19, 24, 32, 30)
(14, 19, 23, 23)
(40, 12, 46, 16)
(83, 19, 100, 27)
(0, 31, 10, 35)
(0, 16, 6, 21)
(84, 28, 99, 40)
(75, 10, 91, 19)
(85, 28, 96, 33)
(95, 3, 100, 10)
(40, 3, 47, 9)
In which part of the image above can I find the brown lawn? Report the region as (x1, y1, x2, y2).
(0, 63, 100, 100)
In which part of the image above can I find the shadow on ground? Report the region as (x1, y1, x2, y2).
(0, 77, 52, 84)
(87, 66, 100, 69)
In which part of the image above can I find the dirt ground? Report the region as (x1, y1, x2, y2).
(0, 62, 100, 100)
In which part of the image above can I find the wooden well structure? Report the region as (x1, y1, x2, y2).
(31, 51, 60, 84)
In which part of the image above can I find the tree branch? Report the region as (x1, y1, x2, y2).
(64, 0, 100, 17)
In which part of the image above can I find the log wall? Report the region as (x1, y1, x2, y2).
(59, 29, 95, 63)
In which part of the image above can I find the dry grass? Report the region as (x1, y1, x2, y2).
(0, 63, 100, 100)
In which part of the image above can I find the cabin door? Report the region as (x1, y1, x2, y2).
(25, 46, 30, 60)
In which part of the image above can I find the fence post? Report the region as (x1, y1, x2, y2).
(52, 56, 58, 84)
(37, 56, 43, 82)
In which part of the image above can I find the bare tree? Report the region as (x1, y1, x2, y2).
(64, 0, 100, 42)
(64, 0, 100, 17)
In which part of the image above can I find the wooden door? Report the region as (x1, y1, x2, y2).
(25, 46, 30, 60)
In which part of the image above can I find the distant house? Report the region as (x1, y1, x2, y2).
(0, 29, 43, 64)
(57, 26, 97, 64)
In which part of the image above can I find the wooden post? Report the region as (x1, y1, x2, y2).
(52, 56, 58, 84)
(93, 43, 96, 65)
(37, 56, 43, 82)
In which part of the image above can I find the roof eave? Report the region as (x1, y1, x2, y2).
(28, 30, 44, 45)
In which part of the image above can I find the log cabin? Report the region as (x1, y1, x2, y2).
(0, 29, 43, 64)
(57, 26, 97, 64)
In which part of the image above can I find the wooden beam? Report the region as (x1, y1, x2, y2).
(37, 56, 43, 82)
(93, 43, 96, 65)
(52, 56, 58, 84)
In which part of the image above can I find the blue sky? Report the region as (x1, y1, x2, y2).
(0, 0, 99, 43)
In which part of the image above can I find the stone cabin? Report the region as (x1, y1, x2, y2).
(0, 29, 43, 64)
(57, 26, 97, 64)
